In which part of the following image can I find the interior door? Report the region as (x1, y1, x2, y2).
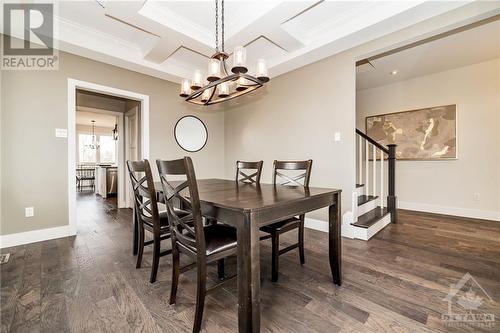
(125, 106, 139, 208)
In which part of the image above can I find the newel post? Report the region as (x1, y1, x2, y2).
(387, 144, 397, 223)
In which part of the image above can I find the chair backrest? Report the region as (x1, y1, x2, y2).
(76, 166, 95, 179)
(156, 157, 205, 256)
(126, 159, 161, 230)
(235, 160, 263, 184)
(273, 160, 313, 188)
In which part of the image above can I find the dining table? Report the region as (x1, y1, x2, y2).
(132, 178, 342, 333)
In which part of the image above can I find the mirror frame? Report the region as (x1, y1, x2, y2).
(174, 115, 208, 153)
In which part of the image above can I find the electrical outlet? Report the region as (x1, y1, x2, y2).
(473, 193, 480, 202)
(334, 132, 341, 142)
(25, 207, 34, 218)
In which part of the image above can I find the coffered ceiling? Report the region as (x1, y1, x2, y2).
(3, 1, 496, 84)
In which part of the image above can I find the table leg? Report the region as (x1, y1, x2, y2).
(133, 206, 138, 255)
(329, 192, 342, 285)
(237, 212, 261, 333)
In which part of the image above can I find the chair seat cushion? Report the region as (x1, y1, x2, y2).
(204, 224, 237, 256)
(260, 217, 301, 233)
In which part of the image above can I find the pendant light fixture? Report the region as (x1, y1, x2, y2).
(179, 0, 269, 105)
(85, 120, 99, 149)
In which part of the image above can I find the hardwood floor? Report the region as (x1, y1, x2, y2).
(1, 193, 499, 332)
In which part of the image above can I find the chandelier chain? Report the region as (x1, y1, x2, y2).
(180, 0, 268, 105)
(215, 0, 218, 52)
(221, 0, 225, 52)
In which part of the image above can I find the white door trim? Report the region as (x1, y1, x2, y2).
(124, 106, 139, 209)
(67, 78, 150, 235)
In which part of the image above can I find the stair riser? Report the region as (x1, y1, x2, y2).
(352, 214, 391, 241)
(357, 199, 378, 216)
(355, 186, 364, 198)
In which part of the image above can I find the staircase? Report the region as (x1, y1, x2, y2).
(343, 129, 397, 241)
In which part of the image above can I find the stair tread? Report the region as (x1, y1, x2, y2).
(356, 184, 364, 188)
(357, 195, 378, 206)
(352, 207, 389, 228)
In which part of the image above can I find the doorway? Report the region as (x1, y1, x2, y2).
(67, 79, 150, 235)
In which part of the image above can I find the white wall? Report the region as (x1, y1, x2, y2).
(357, 58, 500, 220)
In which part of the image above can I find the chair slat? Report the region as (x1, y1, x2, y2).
(235, 160, 263, 184)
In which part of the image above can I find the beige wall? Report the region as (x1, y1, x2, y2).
(224, 52, 356, 221)
(357, 58, 500, 218)
(1, 50, 225, 235)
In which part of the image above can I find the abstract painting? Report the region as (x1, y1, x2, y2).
(366, 105, 457, 160)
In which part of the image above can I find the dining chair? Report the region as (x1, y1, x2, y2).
(126, 159, 172, 283)
(76, 165, 95, 192)
(157, 157, 238, 333)
(260, 159, 313, 282)
(235, 160, 263, 184)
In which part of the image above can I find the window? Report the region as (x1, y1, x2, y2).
(79, 134, 97, 163)
(78, 134, 116, 164)
(99, 135, 116, 163)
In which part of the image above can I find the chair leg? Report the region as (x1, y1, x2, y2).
(299, 220, 305, 265)
(136, 223, 145, 269)
(271, 232, 279, 282)
(217, 258, 225, 280)
(193, 260, 207, 333)
(169, 244, 180, 305)
(150, 232, 161, 283)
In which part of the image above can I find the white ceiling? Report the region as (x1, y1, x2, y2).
(2, 1, 499, 86)
(357, 19, 500, 90)
(76, 111, 117, 128)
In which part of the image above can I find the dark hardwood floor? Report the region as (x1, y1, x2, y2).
(1, 193, 499, 332)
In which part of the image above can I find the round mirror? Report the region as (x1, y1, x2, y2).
(174, 116, 208, 152)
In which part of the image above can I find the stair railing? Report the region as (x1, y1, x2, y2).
(356, 129, 397, 223)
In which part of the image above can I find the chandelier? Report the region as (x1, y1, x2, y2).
(179, 0, 270, 105)
(85, 120, 99, 149)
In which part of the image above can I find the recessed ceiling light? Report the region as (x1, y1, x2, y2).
(390, 70, 398, 75)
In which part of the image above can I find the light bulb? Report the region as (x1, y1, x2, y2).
(236, 76, 248, 92)
(191, 70, 202, 90)
(207, 59, 221, 82)
(231, 46, 248, 74)
(180, 78, 191, 97)
(201, 88, 212, 103)
(218, 82, 230, 98)
(256, 59, 269, 82)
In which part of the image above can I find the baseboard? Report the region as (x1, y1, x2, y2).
(0, 225, 75, 249)
(398, 201, 500, 222)
(305, 212, 354, 235)
(304, 217, 329, 233)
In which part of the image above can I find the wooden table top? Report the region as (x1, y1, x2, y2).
(155, 178, 341, 213)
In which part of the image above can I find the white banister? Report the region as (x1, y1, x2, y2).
(356, 130, 395, 223)
(358, 136, 362, 184)
(372, 144, 376, 197)
(380, 151, 384, 209)
(365, 140, 369, 195)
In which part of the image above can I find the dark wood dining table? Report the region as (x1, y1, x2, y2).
(132, 178, 342, 333)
